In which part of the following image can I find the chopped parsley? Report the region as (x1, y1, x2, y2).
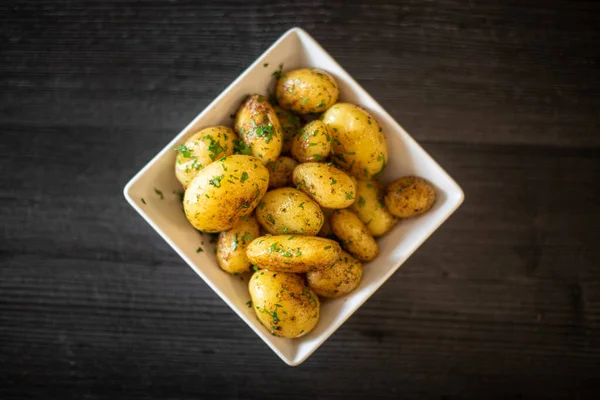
(313, 154, 324, 161)
(301, 97, 309, 104)
(324, 246, 332, 250)
(240, 172, 249, 183)
(330, 177, 337, 185)
(316, 102, 326, 108)
(246, 300, 253, 308)
(254, 123, 276, 144)
(358, 197, 366, 207)
(233, 139, 252, 155)
(173, 144, 192, 158)
(345, 192, 354, 200)
(267, 214, 276, 224)
(154, 188, 163, 199)
(232, 233, 239, 251)
(263, 63, 269, 67)
(140, 198, 146, 204)
(196, 247, 204, 253)
(209, 175, 224, 187)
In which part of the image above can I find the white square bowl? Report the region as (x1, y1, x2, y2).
(123, 27, 464, 366)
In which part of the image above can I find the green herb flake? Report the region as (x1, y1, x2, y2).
(240, 172, 249, 183)
(263, 63, 269, 67)
(267, 214, 276, 224)
(196, 247, 204, 253)
(345, 192, 354, 200)
(173, 144, 192, 158)
(330, 177, 337, 185)
(233, 139, 253, 155)
(154, 188, 164, 199)
(141, 198, 146, 204)
(246, 300, 253, 308)
(317, 102, 326, 108)
(358, 197, 366, 207)
(301, 98, 309, 104)
(209, 175, 223, 188)
(324, 246, 332, 250)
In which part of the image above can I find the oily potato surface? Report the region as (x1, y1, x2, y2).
(321, 103, 388, 180)
(276, 68, 339, 115)
(266, 156, 297, 189)
(350, 180, 397, 237)
(291, 120, 332, 163)
(293, 162, 356, 209)
(385, 176, 436, 218)
(183, 155, 269, 232)
(330, 209, 379, 262)
(175, 126, 237, 188)
(249, 271, 320, 338)
(256, 188, 324, 235)
(307, 250, 363, 298)
(216, 215, 260, 274)
(274, 105, 301, 154)
(246, 235, 341, 273)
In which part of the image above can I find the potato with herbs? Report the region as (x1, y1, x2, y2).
(330, 209, 379, 262)
(174, 126, 237, 188)
(321, 103, 388, 180)
(307, 250, 363, 298)
(234, 94, 283, 164)
(293, 162, 356, 209)
(350, 180, 398, 237)
(249, 271, 320, 338)
(291, 120, 332, 163)
(385, 176, 436, 218)
(183, 155, 269, 232)
(256, 188, 324, 235)
(317, 207, 335, 239)
(274, 105, 301, 154)
(246, 235, 341, 273)
(216, 215, 260, 274)
(266, 156, 297, 189)
(276, 68, 339, 114)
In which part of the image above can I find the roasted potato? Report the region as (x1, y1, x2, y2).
(385, 176, 436, 218)
(234, 94, 283, 164)
(275, 68, 339, 115)
(249, 271, 320, 338)
(321, 103, 388, 180)
(293, 162, 356, 209)
(183, 155, 269, 232)
(307, 250, 363, 298)
(350, 180, 398, 236)
(246, 235, 341, 273)
(330, 209, 379, 262)
(274, 105, 302, 154)
(256, 188, 324, 235)
(174, 126, 237, 188)
(216, 215, 260, 274)
(317, 207, 335, 239)
(266, 156, 297, 189)
(290, 120, 332, 163)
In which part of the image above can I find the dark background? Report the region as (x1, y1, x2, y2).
(1, 0, 599, 399)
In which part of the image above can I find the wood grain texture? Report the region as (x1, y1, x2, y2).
(1, 0, 600, 399)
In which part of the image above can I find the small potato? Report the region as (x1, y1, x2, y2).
(385, 176, 436, 218)
(183, 155, 269, 232)
(216, 215, 260, 274)
(350, 180, 398, 237)
(174, 126, 237, 188)
(317, 207, 335, 239)
(234, 94, 283, 164)
(307, 250, 363, 298)
(293, 162, 357, 209)
(274, 105, 302, 154)
(330, 209, 379, 262)
(256, 188, 324, 235)
(321, 103, 388, 180)
(266, 156, 297, 189)
(249, 271, 320, 338)
(290, 120, 332, 163)
(276, 68, 339, 115)
(246, 235, 341, 273)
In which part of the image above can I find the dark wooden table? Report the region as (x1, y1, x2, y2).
(2, 1, 599, 398)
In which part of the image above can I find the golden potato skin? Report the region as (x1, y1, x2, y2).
(307, 250, 363, 298)
(256, 188, 324, 235)
(175, 126, 237, 188)
(183, 155, 269, 232)
(216, 215, 260, 274)
(249, 271, 320, 338)
(266, 156, 297, 189)
(293, 162, 357, 209)
(290, 120, 332, 163)
(274, 105, 301, 154)
(276, 68, 339, 115)
(321, 103, 388, 180)
(317, 207, 335, 239)
(330, 209, 379, 262)
(385, 176, 436, 218)
(234, 94, 283, 164)
(350, 180, 398, 237)
(246, 235, 341, 273)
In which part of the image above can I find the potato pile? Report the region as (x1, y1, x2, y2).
(174, 67, 437, 338)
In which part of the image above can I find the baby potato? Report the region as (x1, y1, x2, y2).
(216, 215, 260, 274)
(249, 271, 320, 338)
(174, 126, 237, 188)
(330, 209, 379, 262)
(256, 188, 324, 235)
(385, 176, 436, 218)
(183, 155, 269, 232)
(317, 207, 335, 239)
(290, 120, 332, 163)
(350, 180, 398, 237)
(246, 235, 341, 273)
(276, 68, 339, 115)
(293, 162, 357, 209)
(234, 94, 283, 164)
(321, 103, 388, 180)
(274, 105, 302, 154)
(266, 156, 297, 189)
(307, 250, 363, 298)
